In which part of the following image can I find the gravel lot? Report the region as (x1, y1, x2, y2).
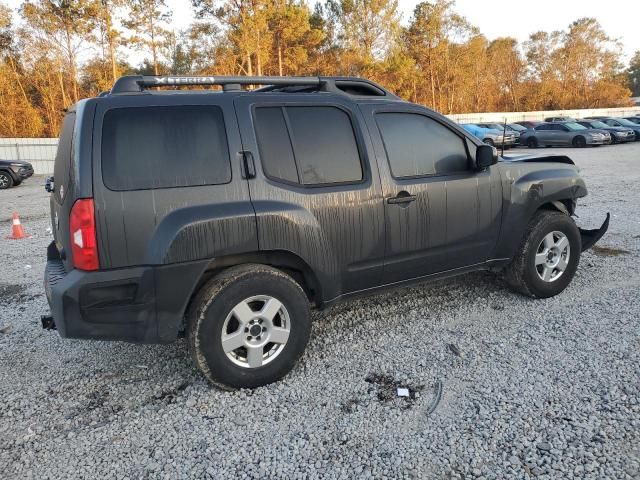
(1, 143, 639, 479)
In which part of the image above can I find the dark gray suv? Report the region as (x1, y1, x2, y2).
(43, 75, 609, 389)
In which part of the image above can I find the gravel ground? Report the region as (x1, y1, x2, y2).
(1, 143, 639, 479)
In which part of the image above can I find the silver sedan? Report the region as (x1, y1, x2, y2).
(519, 122, 610, 148)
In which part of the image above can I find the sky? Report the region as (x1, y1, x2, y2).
(5, 0, 640, 62)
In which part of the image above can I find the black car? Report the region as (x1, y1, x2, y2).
(576, 119, 635, 143)
(585, 117, 640, 140)
(42, 75, 609, 389)
(0, 159, 34, 189)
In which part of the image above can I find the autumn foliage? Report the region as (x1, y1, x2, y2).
(0, 0, 634, 137)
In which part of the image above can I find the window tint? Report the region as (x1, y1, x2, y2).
(53, 112, 76, 203)
(253, 107, 298, 183)
(376, 113, 469, 177)
(253, 106, 363, 185)
(102, 106, 231, 191)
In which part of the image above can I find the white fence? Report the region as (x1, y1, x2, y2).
(0, 138, 59, 175)
(3, 105, 640, 175)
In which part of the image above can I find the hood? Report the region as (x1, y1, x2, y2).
(0, 159, 32, 167)
(500, 153, 575, 165)
(605, 126, 633, 133)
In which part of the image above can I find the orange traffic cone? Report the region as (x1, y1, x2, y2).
(5, 212, 31, 240)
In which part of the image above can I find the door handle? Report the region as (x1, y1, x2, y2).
(387, 191, 416, 204)
(240, 151, 256, 179)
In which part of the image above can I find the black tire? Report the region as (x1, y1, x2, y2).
(0, 171, 13, 189)
(573, 136, 586, 148)
(504, 211, 581, 298)
(526, 137, 538, 148)
(483, 138, 495, 147)
(186, 264, 311, 389)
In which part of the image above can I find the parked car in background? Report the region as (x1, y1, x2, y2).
(544, 116, 575, 123)
(0, 159, 34, 189)
(460, 123, 517, 148)
(513, 120, 541, 129)
(508, 123, 528, 133)
(475, 123, 522, 145)
(585, 117, 640, 140)
(622, 116, 640, 125)
(577, 119, 634, 144)
(519, 122, 609, 148)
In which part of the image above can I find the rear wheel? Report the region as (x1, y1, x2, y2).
(504, 211, 581, 298)
(573, 136, 586, 148)
(526, 137, 538, 149)
(186, 264, 311, 389)
(0, 171, 13, 189)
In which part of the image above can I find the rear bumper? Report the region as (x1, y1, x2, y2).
(43, 241, 208, 343)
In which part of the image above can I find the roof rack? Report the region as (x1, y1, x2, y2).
(109, 75, 397, 98)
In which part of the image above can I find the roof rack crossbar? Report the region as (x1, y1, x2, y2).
(111, 75, 322, 94)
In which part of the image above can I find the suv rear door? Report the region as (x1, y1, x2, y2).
(233, 95, 385, 302)
(360, 103, 502, 283)
(93, 93, 257, 268)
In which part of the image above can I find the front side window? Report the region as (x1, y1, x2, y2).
(253, 106, 363, 185)
(102, 106, 231, 191)
(590, 121, 608, 128)
(376, 113, 469, 178)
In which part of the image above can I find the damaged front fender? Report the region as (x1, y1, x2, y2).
(579, 213, 610, 252)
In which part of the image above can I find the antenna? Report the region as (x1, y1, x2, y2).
(501, 118, 507, 156)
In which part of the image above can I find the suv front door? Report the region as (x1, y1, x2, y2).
(361, 104, 502, 284)
(234, 95, 386, 302)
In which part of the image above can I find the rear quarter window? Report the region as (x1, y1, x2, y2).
(101, 106, 231, 191)
(53, 112, 76, 204)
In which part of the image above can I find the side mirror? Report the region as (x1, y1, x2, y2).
(476, 144, 497, 170)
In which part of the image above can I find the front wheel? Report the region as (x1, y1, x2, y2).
(0, 171, 13, 189)
(504, 211, 581, 298)
(186, 264, 311, 389)
(573, 136, 587, 148)
(526, 137, 538, 149)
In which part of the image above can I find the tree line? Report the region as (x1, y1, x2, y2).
(0, 0, 636, 137)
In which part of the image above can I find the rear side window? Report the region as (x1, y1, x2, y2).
(253, 106, 363, 185)
(102, 106, 231, 191)
(376, 113, 469, 178)
(53, 112, 76, 203)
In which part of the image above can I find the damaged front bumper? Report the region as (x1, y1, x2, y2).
(579, 213, 610, 252)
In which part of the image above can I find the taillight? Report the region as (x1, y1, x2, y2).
(69, 198, 99, 271)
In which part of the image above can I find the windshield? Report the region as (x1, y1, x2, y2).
(564, 122, 587, 131)
(616, 118, 636, 127)
(590, 121, 608, 128)
(509, 123, 526, 131)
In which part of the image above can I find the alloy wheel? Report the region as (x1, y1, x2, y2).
(220, 295, 291, 368)
(535, 231, 570, 282)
